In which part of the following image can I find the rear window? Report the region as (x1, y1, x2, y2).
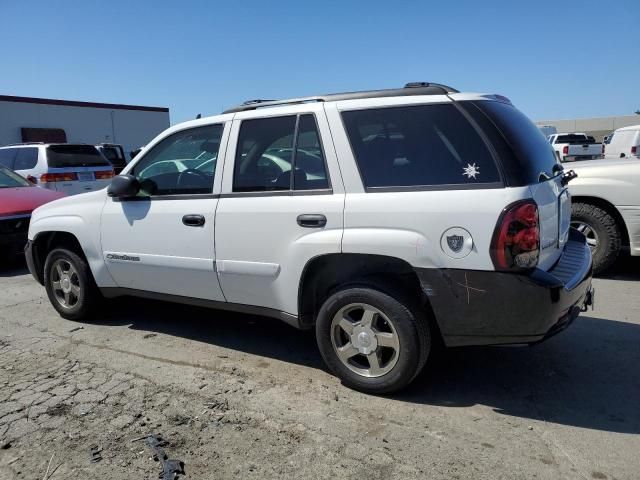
(555, 134, 593, 144)
(46, 145, 110, 168)
(341, 103, 500, 189)
(99, 146, 126, 167)
(467, 101, 559, 183)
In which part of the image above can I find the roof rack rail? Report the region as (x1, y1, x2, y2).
(223, 82, 459, 114)
(4, 142, 45, 146)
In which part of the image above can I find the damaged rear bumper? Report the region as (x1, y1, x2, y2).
(416, 229, 593, 347)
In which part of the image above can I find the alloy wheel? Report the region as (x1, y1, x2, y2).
(330, 303, 400, 378)
(50, 259, 82, 309)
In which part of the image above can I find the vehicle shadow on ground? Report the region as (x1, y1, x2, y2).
(90, 296, 640, 435)
(0, 263, 29, 277)
(401, 315, 640, 435)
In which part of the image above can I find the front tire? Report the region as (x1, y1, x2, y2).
(316, 283, 430, 394)
(571, 203, 621, 275)
(44, 248, 100, 321)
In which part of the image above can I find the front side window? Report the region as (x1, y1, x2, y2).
(14, 148, 39, 170)
(341, 104, 500, 189)
(131, 124, 223, 196)
(233, 114, 329, 192)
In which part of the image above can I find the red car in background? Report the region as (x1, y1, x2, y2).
(0, 166, 64, 262)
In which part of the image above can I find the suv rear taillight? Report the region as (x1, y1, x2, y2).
(40, 172, 78, 183)
(562, 145, 569, 155)
(602, 144, 605, 155)
(632, 146, 637, 155)
(490, 200, 540, 271)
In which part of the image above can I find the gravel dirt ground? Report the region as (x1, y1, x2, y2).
(0, 256, 638, 480)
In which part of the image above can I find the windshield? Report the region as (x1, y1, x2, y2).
(46, 145, 110, 168)
(0, 166, 31, 188)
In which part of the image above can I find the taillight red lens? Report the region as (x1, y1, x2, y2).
(562, 145, 569, 155)
(95, 170, 114, 180)
(632, 146, 637, 155)
(40, 172, 78, 183)
(490, 200, 540, 271)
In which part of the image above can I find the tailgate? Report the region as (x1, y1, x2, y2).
(568, 144, 600, 156)
(529, 175, 571, 271)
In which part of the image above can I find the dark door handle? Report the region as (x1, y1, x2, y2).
(182, 214, 205, 227)
(297, 214, 326, 228)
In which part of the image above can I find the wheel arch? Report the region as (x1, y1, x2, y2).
(30, 231, 91, 285)
(571, 195, 629, 246)
(297, 253, 441, 337)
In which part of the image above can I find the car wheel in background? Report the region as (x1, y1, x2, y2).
(571, 203, 621, 275)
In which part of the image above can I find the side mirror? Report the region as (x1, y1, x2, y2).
(107, 174, 140, 198)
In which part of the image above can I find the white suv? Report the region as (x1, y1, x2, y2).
(25, 83, 594, 393)
(0, 143, 114, 195)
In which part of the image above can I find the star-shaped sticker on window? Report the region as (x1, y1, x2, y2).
(463, 163, 480, 179)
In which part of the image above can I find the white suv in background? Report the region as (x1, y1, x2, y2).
(25, 83, 594, 393)
(0, 143, 114, 195)
(604, 125, 640, 159)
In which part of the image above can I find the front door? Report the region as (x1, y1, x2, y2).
(100, 122, 230, 301)
(215, 107, 345, 315)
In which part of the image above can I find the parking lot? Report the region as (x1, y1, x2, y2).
(0, 256, 638, 480)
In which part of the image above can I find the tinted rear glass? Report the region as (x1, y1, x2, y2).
(469, 101, 559, 182)
(46, 145, 110, 168)
(341, 103, 500, 189)
(555, 134, 593, 144)
(100, 146, 126, 167)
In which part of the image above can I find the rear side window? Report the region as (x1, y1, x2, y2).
(341, 104, 500, 189)
(466, 101, 559, 184)
(233, 114, 330, 192)
(0, 148, 17, 169)
(46, 145, 110, 168)
(14, 148, 39, 170)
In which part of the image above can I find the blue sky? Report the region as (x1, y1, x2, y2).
(0, 0, 638, 125)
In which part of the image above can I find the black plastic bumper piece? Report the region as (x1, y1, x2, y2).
(24, 240, 45, 285)
(416, 229, 593, 347)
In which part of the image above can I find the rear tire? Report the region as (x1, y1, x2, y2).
(315, 282, 430, 394)
(44, 248, 100, 321)
(571, 203, 621, 275)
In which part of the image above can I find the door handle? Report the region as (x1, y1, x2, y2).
(297, 214, 327, 228)
(182, 214, 206, 227)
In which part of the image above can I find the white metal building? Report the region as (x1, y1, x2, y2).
(0, 95, 170, 158)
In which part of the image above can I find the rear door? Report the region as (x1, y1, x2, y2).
(214, 104, 344, 315)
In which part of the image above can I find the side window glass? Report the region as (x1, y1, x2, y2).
(342, 104, 500, 188)
(233, 116, 296, 192)
(0, 149, 17, 169)
(294, 115, 329, 190)
(131, 124, 223, 196)
(14, 148, 39, 170)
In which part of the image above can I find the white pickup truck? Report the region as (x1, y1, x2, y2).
(548, 133, 603, 162)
